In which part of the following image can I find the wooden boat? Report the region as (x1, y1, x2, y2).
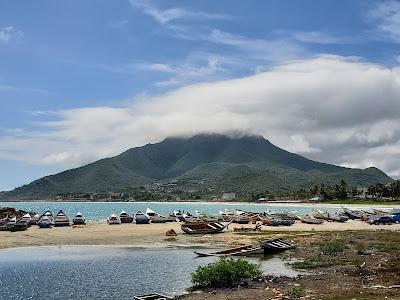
(38, 215, 53, 228)
(260, 216, 295, 226)
(17, 213, 32, 225)
(38, 210, 53, 223)
(297, 215, 324, 224)
(119, 211, 134, 223)
(29, 213, 40, 225)
(219, 209, 235, 217)
(341, 207, 362, 219)
(181, 221, 232, 234)
(195, 238, 295, 257)
(173, 210, 186, 222)
(134, 293, 173, 300)
(72, 212, 86, 225)
(195, 244, 264, 257)
(146, 208, 175, 223)
(134, 211, 150, 224)
(259, 238, 296, 253)
(107, 213, 121, 225)
(54, 210, 70, 227)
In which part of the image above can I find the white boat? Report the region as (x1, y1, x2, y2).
(17, 213, 32, 225)
(29, 213, 40, 225)
(72, 212, 86, 225)
(219, 209, 235, 216)
(145, 208, 160, 218)
(107, 213, 121, 225)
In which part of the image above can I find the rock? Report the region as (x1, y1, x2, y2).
(166, 229, 177, 236)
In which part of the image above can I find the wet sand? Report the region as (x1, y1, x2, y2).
(1, 220, 399, 250)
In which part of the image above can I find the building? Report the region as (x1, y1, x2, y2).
(222, 192, 236, 200)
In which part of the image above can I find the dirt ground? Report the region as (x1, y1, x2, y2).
(181, 230, 400, 300)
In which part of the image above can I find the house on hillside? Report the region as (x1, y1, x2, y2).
(222, 192, 236, 200)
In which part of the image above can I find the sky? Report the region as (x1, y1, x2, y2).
(1, 0, 400, 191)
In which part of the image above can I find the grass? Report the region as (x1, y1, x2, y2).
(320, 240, 346, 256)
(287, 286, 305, 299)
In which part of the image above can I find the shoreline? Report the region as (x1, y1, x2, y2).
(1, 220, 399, 250)
(1, 200, 399, 208)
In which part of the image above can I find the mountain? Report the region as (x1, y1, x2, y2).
(1, 134, 392, 199)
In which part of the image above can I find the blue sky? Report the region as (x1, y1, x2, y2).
(1, 0, 400, 190)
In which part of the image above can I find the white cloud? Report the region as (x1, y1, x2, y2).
(0, 26, 23, 43)
(1, 55, 400, 179)
(368, 0, 400, 42)
(129, 0, 232, 25)
(290, 31, 347, 44)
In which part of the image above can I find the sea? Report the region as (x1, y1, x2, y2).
(0, 246, 300, 299)
(0, 201, 348, 222)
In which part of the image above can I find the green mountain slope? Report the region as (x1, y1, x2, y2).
(1, 134, 392, 199)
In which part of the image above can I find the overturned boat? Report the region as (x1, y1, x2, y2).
(260, 215, 295, 226)
(297, 215, 324, 224)
(181, 221, 231, 234)
(134, 211, 150, 224)
(146, 208, 175, 223)
(119, 211, 134, 223)
(72, 212, 86, 225)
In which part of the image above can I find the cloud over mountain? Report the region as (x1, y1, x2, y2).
(1, 55, 399, 177)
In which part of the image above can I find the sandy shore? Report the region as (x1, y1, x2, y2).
(1, 220, 399, 250)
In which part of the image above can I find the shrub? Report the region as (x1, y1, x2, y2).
(191, 257, 262, 288)
(287, 286, 305, 298)
(320, 240, 346, 256)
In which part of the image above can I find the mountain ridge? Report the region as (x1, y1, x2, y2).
(1, 133, 392, 199)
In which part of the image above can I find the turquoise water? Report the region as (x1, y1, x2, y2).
(0, 246, 299, 299)
(0, 201, 342, 223)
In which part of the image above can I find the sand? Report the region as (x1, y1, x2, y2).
(0, 220, 399, 250)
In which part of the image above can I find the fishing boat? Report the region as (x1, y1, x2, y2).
(259, 238, 296, 253)
(146, 208, 175, 223)
(219, 209, 235, 217)
(119, 211, 134, 223)
(260, 215, 295, 226)
(181, 220, 232, 234)
(107, 213, 121, 225)
(54, 210, 70, 227)
(341, 207, 362, 219)
(195, 238, 295, 257)
(297, 215, 324, 224)
(38, 210, 53, 223)
(9, 216, 29, 232)
(134, 293, 173, 300)
(173, 210, 186, 222)
(134, 211, 150, 224)
(18, 213, 32, 225)
(72, 212, 86, 225)
(38, 215, 53, 228)
(29, 213, 40, 225)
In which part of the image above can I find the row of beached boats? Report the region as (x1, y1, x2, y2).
(0, 210, 86, 230)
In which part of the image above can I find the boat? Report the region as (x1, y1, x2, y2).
(259, 238, 296, 253)
(107, 213, 121, 225)
(181, 220, 232, 234)
(297, 215, 324, 224)
(38, 210, 53, 223)
(134, 211, 150, 224)
(17, 213, 32, 225)
(173, 210, 186, 222)
(195, 244, 264, 257)
(54, 210, 70, 227)
(134, 293, 173, 300)
(260, 215, 295, 226)
(146, 208, 175, 223)
(72, 212, 86, 225)
(119, 211, 134, 223)
(29, 213, 40, 225)
(38, 215, 53, 228)
(219, 209, 235, 217)
(341, 207, 362, 219)
(195, 238, 295, 257)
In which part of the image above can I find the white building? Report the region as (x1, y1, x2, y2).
(222, 192, 236, 200)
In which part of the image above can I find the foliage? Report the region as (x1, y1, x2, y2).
(320, 240, 346, 256)
(367, 180, 400, 199)
(191, 257, 262, 288)
(287, 286, 305, 299)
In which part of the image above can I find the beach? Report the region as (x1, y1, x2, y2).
(1, 220, 399, 250)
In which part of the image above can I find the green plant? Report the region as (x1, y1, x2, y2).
(287, 286, 305, 298)
(191, 257, 262, 288)
(320, 240, 346, 256)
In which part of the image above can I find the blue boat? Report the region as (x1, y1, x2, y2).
(134, 211, 150, 224)
(38, 215, 52, 228)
